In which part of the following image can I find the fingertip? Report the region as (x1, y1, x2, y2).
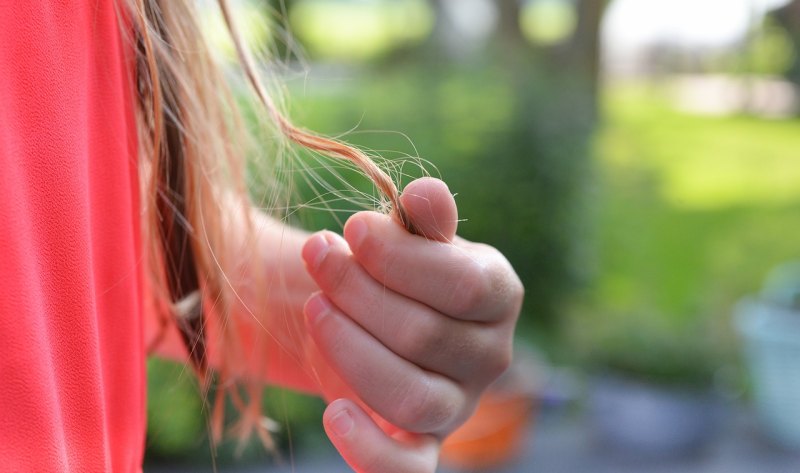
(343, 214, 370, 251)
(324, 398, 356, 439)
(399, 178, 458, 242)
(303, 230, 351, 273)
(404, 176, 450, 193)
(301, 232, 331, 271)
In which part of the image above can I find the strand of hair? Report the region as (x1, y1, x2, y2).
(215, 0, 417, 234)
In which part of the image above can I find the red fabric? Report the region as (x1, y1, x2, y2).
(0, 1, 145, 471)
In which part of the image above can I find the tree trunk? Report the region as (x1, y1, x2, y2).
(772, 0, 800, 85)
(566, 0, 609, 117)
(495, 0, 526, 47)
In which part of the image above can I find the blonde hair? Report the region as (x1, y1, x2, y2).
(127, 0, 414, 448)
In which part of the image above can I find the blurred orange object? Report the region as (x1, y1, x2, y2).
(440, 391, 537, 470)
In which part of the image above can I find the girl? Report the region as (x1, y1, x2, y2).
(0, 1, 523, 472)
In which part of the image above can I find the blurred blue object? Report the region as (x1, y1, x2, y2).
(735, 296, 800, 449)
(588, 375, 722, 460)
(759, 260, 800, 310)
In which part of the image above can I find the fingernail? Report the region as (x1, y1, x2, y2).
(305, 293, 332, 326)
(329, 408, 354, 437)
(345, 219, 367, 250)
(302, 233, 330, 270)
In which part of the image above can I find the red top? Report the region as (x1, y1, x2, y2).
(0, 1, 146, 471)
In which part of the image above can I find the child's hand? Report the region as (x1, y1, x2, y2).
(301, 177, 523, 473)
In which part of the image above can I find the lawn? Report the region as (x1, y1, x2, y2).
(574, 82, 800, 378)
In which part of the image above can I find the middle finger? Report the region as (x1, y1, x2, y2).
(302, 231, 505, 384)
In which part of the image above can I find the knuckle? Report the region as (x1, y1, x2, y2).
(460, 332, 512, 385)
(395, 377, 458, 432)
(474, 253, 525, 322)
(450, 327, 481, 359)
(498, 257, 525, 307)
(447, 262, 491, 317)
(487, 249, 524, 307)
(489, 343, 513, 378)
(391, 377, 431, 430)
(398, 315, 445, 358)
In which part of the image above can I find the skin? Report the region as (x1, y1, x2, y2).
(148, 177, 523, 473)
(300, 177, 523, 472)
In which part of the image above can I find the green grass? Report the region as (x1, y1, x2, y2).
(602, 85, 800, 208)
(571, 83, 800, 381)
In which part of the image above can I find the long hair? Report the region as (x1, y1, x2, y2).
(126, 0, 414, 447)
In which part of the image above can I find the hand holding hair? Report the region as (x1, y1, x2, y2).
(301, 177, 524, 473)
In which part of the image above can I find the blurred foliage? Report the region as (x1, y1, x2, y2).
(521, 0, 578, 46)
(199, 0, 273, 61)
(147, 20, 596, 466)
(146, 0, 605, 462)
(290, 0, 433, 60)
(566, 84, 800, 385)
(145, 358, 327, 466)
(745, 18, 794, 77)
(144, 1, 800, 467)
(770, 0, 800, 86)
(145, 359, 205, 459)
(283, 55, 595, 340)
(705, 18, 794, 77)
(144, 0, 800, 462)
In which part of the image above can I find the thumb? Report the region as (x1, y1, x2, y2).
(398, 177, 458, 242)
(323, 399, 439, 473)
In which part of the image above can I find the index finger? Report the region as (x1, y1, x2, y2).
(343, 212, 520, 323)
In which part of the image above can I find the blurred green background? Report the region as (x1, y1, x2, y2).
(145, 0, 800, 467)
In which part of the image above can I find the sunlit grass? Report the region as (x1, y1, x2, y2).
(520, 0, 576, 46)
(289, 0, 433, 61)
(580, 81, 800, 374)
(198, 0, 273, 61)
(600, 84, 800, 209)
